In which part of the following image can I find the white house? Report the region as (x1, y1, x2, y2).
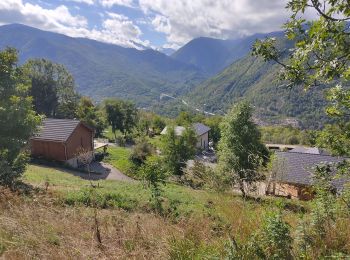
(161, 123, 211, 150)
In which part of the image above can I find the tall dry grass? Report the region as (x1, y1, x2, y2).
(0, 188, 231, 259)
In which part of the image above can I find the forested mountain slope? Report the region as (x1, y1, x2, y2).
(0, 24, 205, 106)
(186, 52, 330, 128)
(171, 32, 284, 75)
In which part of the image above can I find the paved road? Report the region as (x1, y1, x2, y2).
(99, 162, 133, 181)
(71, 162, 134, 182)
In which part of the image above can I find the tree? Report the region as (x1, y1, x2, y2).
(105, 99, 124, 141)
(0, 48, 41, 187)
(252, 3, 350, 255)
(175, 111, 194, 126)
(122, 101, 138, 136)
(76, 97, 106, 137)
(252, 0, 350, 155)
(203, 115, 222, 148)
(25, 59, 79, 118)
(217, 102, 269, 197)
(139, 156, 167, 213)
(161, 126, 197, 176)
(104, 99, 138, 140)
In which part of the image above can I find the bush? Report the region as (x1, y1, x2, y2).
(168, 236, 220, 259)
(129, 139, 155, 166)
(182, 160, 223, 190)
(225, 212, 293, 259)
(64, 188, 138, 211)
(0, 151, 29, 187)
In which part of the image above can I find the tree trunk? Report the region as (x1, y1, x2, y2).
(239, 180, 246, 199)
(113, 131, 117, 144)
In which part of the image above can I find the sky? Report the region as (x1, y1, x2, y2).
(0, 0, 313, 50)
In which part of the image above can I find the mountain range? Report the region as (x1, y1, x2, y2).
(0, 24, 206, 106)
(0, 23, 330, 128)
(171, 31, 283, 75)
(160, 36, 331, 128)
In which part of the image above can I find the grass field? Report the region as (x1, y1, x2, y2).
(23, 164, 254, 217)
(0, 164, 314, 259)
(22, 164, 310, 228)
(102, 146, 134, 175)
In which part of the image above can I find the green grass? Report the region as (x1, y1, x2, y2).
(23, 164, 307, 230)
(103, 146, 134, 174)
(15, 164, 320, 259)
(23, 164, 236, 216)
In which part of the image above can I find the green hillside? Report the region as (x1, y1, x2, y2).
(0, 24, 205, 107)
(184, 52, 331, 129)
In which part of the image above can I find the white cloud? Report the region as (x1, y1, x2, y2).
(63, 12, 149, 49)
(139, 0, 313, 46)
(151, 15, 171, 34)
(0, 0, 148, 49)
(0, 0, 87, 30)
(99, 0, 134, 8)
(94, 11, 143, 45)
(0, 0, 320, 50)
(68, 0, 95, 5)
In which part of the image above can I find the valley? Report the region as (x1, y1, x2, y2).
(0, 23, 331, 128)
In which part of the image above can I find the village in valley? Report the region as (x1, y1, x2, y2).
(0, 0, 350, 259)
(29, 117, 347, 201)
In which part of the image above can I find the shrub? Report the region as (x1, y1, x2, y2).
(0, 151, 29, 187)
(168, 236, 220, 259)
(139, 156, 167, 214)
(64, 188, 138, 211)
(225, 212, 293, 259)
(129, 139, 155, 166)
(182, 160, 224, 190)
(258, 212, 293, 259)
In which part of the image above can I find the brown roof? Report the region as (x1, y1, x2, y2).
(31, 118, 93, 142)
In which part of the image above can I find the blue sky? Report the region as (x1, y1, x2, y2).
(0, 0, 314, 50)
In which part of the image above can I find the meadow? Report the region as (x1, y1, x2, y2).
(0, 164, 307, 259)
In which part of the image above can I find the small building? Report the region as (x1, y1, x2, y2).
(267, 151, 347, 200)
(193, 123, 210, 150)
(160, 123, 211, 150)
(30, 118, 94, 167)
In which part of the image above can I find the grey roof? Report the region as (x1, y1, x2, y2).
(31, 118, 88, 142)
(274, 151, 348, 190)
(160, 126, 186, 136)
(193, 123, 210, 136)
(161, 123, 210, 137)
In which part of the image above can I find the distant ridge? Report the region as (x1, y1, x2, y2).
(0, 23, 205, 106)
(184, 35, 331, 129)
(171, 31, 284, 75)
